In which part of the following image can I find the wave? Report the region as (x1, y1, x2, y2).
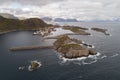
(58, 52, 105, 65)
(110, 53, 119, 58)
(100, 55, 107, 59)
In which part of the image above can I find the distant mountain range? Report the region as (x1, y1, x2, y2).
(54, 18, 79, 22)
(40, 17, 79, 22)
(0, 13, 120, 23)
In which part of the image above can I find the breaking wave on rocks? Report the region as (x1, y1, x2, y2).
(57, 52, 106, 65)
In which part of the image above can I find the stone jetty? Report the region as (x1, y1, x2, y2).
(10, 46, 53, 51)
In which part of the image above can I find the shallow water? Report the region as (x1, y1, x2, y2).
(0, 22, 120, 80)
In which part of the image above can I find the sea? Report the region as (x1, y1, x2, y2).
(0, 22, 120, 80)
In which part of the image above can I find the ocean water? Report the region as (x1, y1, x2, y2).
(0, 22, 120, 80)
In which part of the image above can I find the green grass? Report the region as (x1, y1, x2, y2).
(54, 35, 70, 49)
(60, 44, 84, 53)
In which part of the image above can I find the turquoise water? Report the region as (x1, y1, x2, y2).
(0, 22, 120, 80)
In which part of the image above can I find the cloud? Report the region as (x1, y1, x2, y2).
(0, 0, 120, 20)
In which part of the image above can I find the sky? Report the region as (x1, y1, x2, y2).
(0, 0, 120, 20)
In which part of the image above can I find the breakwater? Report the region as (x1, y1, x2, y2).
(10, 46, 53, 51)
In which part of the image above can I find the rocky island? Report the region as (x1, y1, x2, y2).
(53, 35, 97, 58)
(28, 60, 41, 71)
(91, 27, 110, 35)
(63, 26, 90, 35)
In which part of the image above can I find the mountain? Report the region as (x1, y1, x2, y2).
(0, 16, 48, 32)
(0, 13, 18, 19)
(54, 18, 66, 22)
(66, 19, 78, 22)
(54, 18, 79, 22)
(41, 17, 52, 22)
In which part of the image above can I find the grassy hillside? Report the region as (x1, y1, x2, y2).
(0, 16, 48, 32)
(0, 13, 18, 19)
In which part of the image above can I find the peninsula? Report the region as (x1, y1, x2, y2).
(1, 15, 109, 59)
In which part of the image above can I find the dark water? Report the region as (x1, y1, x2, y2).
(0, 22, 120, 80)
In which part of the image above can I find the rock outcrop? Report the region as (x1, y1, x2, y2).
(28, 61, 41, 71)
(53, 35, 97, 59)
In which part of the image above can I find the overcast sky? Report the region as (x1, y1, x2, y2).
(0, 0, 120, 20)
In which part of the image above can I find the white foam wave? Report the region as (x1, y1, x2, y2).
(82, 59, 97, 65)
(110, 54, 119, 58)
(100, 55, 107, 59)
(109, 34, 112, 36)
(58, 52, 103, 65)
(82, 41, 85, 44)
